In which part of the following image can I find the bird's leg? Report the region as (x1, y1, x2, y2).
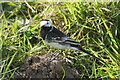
(48, 49, 63, 62)
(45, 49, 58, 58)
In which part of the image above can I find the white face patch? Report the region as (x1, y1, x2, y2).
(40, 20, 52, 27)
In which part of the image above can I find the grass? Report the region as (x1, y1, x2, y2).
(0, 2, 120, 79)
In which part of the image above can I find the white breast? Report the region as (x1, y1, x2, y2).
(46, 42, 70, 49)
(45, 41, 78, 50)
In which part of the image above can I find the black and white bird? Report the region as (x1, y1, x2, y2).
(40, 20, 105, 63)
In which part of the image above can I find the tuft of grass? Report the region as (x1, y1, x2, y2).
(0, 2, 120, 79)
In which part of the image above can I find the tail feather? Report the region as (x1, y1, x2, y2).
(70, 44, 106, 63)
(78, 47, 106, 63)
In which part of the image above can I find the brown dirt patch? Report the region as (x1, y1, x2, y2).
(14, 54, 80, 79)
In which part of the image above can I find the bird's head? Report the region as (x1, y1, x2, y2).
(40, 20, 52, 27)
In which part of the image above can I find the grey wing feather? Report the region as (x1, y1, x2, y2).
(51, 36, 81, 45)
(47, 26, 81, 45)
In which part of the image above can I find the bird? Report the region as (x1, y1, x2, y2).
(40, 20, 105, 63)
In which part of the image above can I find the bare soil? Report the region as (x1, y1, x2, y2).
(14, 54, 80, 79)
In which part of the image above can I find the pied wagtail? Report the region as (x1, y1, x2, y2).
(40, 20, 105, 63)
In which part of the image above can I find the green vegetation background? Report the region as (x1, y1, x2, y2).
(0, 2, 120, 79)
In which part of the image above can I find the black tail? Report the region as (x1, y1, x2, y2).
(78, 47, 106, 64)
